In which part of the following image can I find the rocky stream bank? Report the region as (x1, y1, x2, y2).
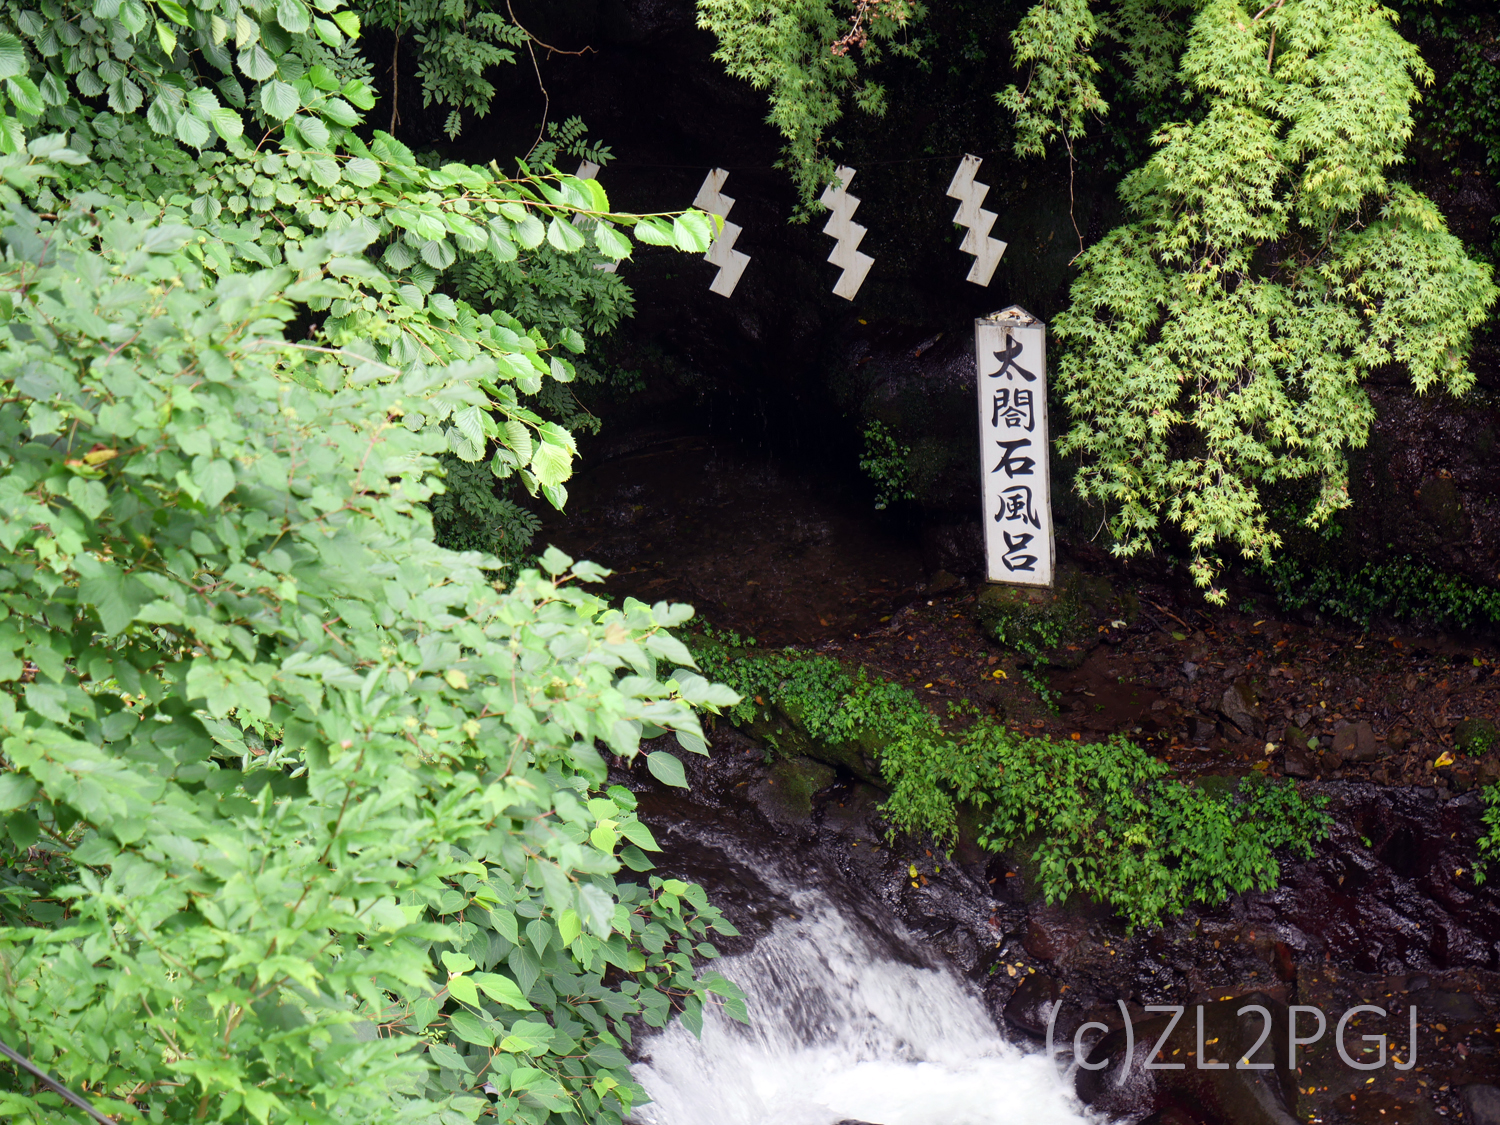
(620, 728, 1500, 1125)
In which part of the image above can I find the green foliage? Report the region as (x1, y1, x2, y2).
(1262, 553, 1500, 631)
(997, 0, 1106, 160)
(967, 734, 1330, 929)
(858, 419, 914, 509)
(0, 0, 742, 1117)
(1476, 783, 1500, 884)
(0, 193, 748, 1122)
(356, 0, 529, 137)
(1394, 1, 1500, 174)
(695, 637, 1328, 929)
(972, 585, 1092, 707)
(1003, 0, 1498, 600)
(696, 0, 927, 214)
(1455, 717, 1498, 759)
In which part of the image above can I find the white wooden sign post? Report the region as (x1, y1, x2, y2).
(977, 305, 1053, 586)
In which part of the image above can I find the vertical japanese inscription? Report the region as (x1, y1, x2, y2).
(976, 311, 1053, 586)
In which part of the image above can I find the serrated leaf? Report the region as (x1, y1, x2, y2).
(503, 420, 533, 463)
(331, 9, 359, 37)
(175, 110, 211, 149)
(419, 238, 455, 269)
(320, 97, 360, 127)
(594, 222, 631, 260)
(154, 20, 177, 56)
(260, 80, 298, 121)
(0, 35, 22, 82)
(546, 217, 585, 253)
(632, 218, 674, 246)
(513, 213, 545, 249)
(342, 156, 379, 186)
(530, 441, 571, 489)
(209, 107, 244, 140)
(275, 0, 309, 33)
(238, 44, 276, 83)
(673, 211, 713, 253)
(157, 0, 189, 25)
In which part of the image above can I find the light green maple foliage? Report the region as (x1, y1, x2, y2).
(697, 0, 927, 213)
(1005, 0, 1497, 596)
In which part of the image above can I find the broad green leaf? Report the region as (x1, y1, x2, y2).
(196, 459, 237, 508)
(513, 214, 545, 249)
(0, 35, 21, 82)
(276, 0, 310, 34)
(632, 217, 674, 246)
(175, 110, 211, 149)
(342, 157, 380, 186)
(260, 80, 299, 121)
(209, 107, 244, 139)
(546, 217, 586, 253)
(0, 773, 38, 811)
(331, 9, 359, 38)
(646, 751, 688, 788)
(446, 974, 479, 1006)
(472, 972, 533, 1010)
(672, 211, 713, 253)
(594, 222, 631, 260)
(154, 19, 177, 56)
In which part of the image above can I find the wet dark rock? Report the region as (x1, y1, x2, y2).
(1461, 1084, 1500, 1125)
(924, 568, 962, 595)
(1077, 994, 1299, 1125)
(748, 755, 836, 826)
(1331, 720, 1382, 762)
(1002, 970, 1060, 1037)
(1219, 681, 1262, 738)
(1457, 716, 1500, 757)
(1139, 1110, 1210, 1125)
(1022, 906, 1089, 962)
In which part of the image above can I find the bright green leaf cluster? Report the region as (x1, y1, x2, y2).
(1010, 0, 1499, 598)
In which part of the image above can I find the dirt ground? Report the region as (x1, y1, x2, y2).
(541, 429, 1500, 797)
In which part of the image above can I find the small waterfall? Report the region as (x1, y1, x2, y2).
(630, 889, 1093, 1125)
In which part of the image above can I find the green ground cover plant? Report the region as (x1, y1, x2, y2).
(695, 635, 1330, 930)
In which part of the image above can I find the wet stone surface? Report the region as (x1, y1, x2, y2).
(618, 735, 1500, 1125)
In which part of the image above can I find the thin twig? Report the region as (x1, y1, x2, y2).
(0, 1038, 119, 1125)
(504, 1, 596, 159)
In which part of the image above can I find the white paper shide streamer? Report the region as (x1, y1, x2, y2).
(693, 168, 751, 297)
(573, 161, 619, 274)
(976, 306, 1052, 586)
(820, 165, 875, 300)
(947, 155, 1006, 286)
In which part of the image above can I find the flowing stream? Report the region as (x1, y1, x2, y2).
(630, 885, 1094, 1125)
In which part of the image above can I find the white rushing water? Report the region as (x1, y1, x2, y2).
(630, 891, 1094, 1125)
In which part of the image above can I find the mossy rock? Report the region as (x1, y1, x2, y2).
(749, 756, 837, 826)
(1456, 716, 1499, 758)
(973, 574, 1096, 669)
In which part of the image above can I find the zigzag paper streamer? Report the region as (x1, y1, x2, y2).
(820, 166, 875, 301)
(573, 161, 618, 274)
(692, 168, 751, 298)
(945, 154, 1006, 286)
